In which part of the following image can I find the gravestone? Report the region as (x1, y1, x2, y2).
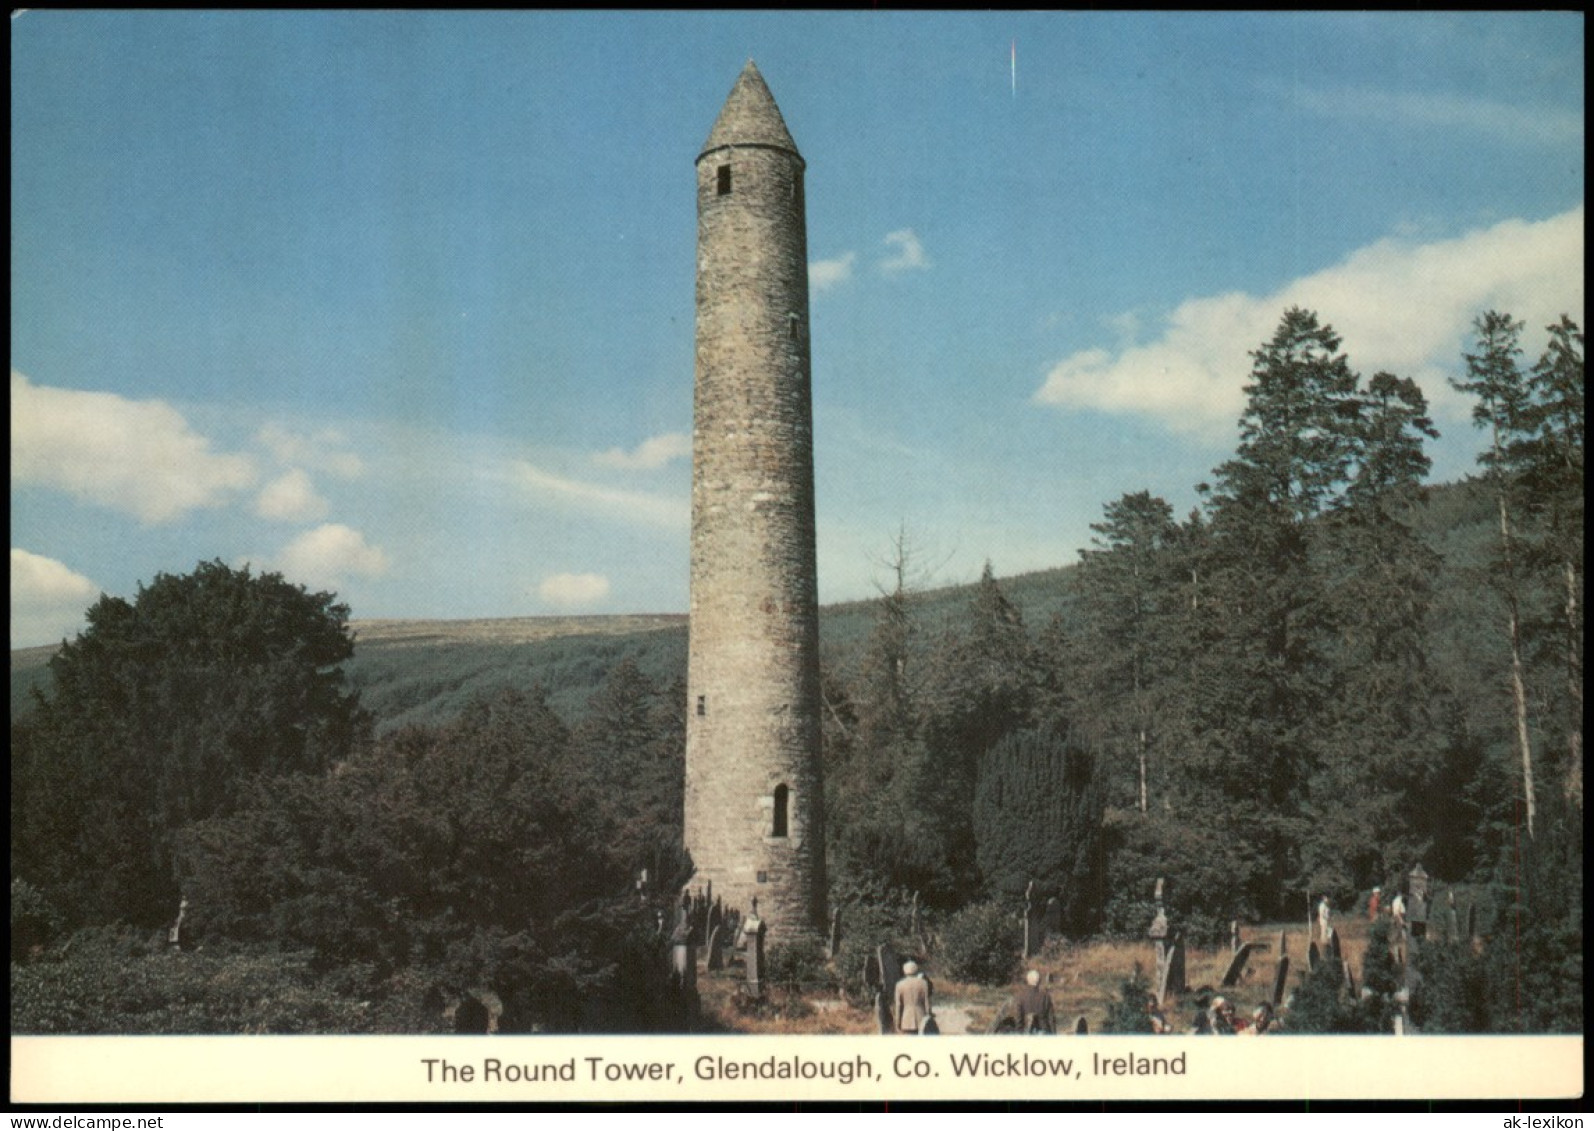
(1147, 903, 1170, 972)
(1156, 936, 1186, 1004)
(744, 921, 766, 998)
(454, 993, 491, 1034)
(1307, 940, 1320, 971)
(671, 939, 697, 992)
(706, 925, 725, 972)
(1074, 1015, 1089, 1035)
(167, 897, 188, 950)
(1407, 864, 1430, 939)
(1271, 954, 1290, 1007)
(1220, 941, 1257, 988)
(708, 898, 723, 942)
(875, 991, 894, 1035)
(828, 908, 842, 960)
(1327, 927, 1342, 962)
(1043, 897, 1062, 940)
(878, 944, 903, 997)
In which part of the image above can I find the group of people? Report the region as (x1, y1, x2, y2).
(1188, 994, 1275, 1035)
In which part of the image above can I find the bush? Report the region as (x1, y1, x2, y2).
(1102, 964, 1157, 1034)
(9, 927, 437, 1034)
(1099, 812, 1262, 946)
(765, 938, 829, 995)
(11, 878, 64, 961)
(936, 901, 1018, 986)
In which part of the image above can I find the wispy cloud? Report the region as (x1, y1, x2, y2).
(594, 432, 690, 471)
(10, 548, 99, 647)
(255, 469, 330, 522)
(1292, 84, 1584, 149)
(880, 228, 931, 274)
(1034, 206, 1584, 435)
(512, 460, 687, 529)
(256, 422, 365, 479)
(538, 572, 611, 608)
(11, 371, 257, 523)
(809, 251, 857, 293)
(276, 523, 390, 589)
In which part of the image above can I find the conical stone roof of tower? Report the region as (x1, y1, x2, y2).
(699, 60, 801, 161)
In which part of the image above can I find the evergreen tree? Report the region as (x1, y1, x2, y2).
(1067, 492, 1180, 814)
(1452, 312, 1539, 836)
(15, 561, 368, 926)
(1522, 316, 1584, 809)
(971, 725, 1104, 929)
(1187, 309, 1363, 909)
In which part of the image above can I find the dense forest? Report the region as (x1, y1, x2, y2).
(11, 308, 1582, 1034)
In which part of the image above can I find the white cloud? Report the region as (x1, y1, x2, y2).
(277, 524, 390, 588)
(1035, 206, 1585, 435)
(11, 371, 257, 523)
(1293, 85, 1584, 149)
(10, 548, 99, 647)
(594, 432, 691, 470)
(538, 572, 611, 608)
(255, 469, 330, 522)
(256, 422, 364, 479)
(513, 460, 687, 529)
(809, 251, 857, 293)
(880, 229, 931, 274)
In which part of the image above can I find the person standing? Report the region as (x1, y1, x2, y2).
(894, 961, 932, 1034)
(1010, 970, 1056, 1033)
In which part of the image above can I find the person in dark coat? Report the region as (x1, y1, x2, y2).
(1011, 969, 1056, 1033)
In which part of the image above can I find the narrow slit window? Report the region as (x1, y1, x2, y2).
(696, 695, 706, 717)
(772, 783, 789, 838)
(717, 164, 732, 196)
(788, 313, 800, 339)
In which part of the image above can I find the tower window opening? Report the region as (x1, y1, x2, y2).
(789, 313, 800, 339)
(772, 783, 789, 838)
(717, 164, 732, 196)
(696, 695, 706, 717)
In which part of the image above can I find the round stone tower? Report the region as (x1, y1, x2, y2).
(684, 61, 826, 935)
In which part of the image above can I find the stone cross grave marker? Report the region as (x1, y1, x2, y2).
(706, 925, 725, 972)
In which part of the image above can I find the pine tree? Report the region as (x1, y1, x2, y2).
(1452, 312, 1539, 836)
(1067, 492, 1180, 814)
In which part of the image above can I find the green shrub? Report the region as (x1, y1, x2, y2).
(11, 878, 64, 961)
(765, 938, 829, 995)
(936, 901, 1018, 986)
(1102, 964, 1157, 1034)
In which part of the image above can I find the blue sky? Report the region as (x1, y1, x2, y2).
(11, 11, 1585, 646)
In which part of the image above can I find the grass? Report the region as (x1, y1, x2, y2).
(696, 914, 1379, 1035)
